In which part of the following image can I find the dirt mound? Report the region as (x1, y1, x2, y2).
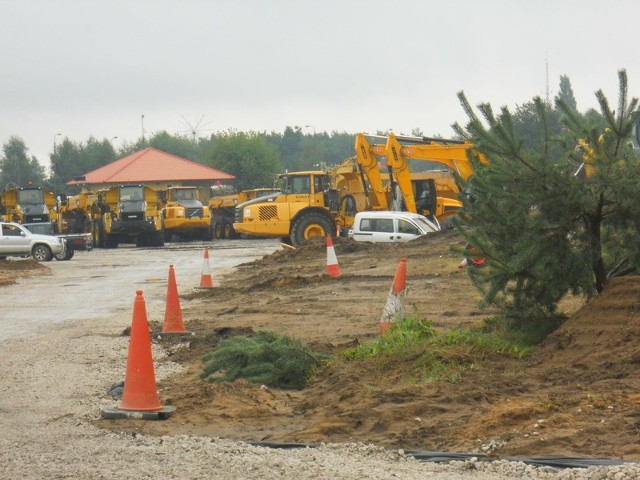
(96, 231, 640, 460)
(0, 259, 49, 286)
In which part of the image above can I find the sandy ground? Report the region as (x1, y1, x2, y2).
(2, 234, 640, 479)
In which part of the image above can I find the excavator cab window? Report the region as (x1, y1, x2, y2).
(413, 179, 437, 217)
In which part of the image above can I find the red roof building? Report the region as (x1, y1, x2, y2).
(68, 148, 234, 196)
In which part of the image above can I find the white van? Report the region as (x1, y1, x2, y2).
(348, 211, 440, 243)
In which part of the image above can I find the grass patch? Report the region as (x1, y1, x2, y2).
(201, 331, 329, 390)
(342, 318, 531, 383)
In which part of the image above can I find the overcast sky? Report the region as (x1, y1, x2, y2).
(1, 0, 638, 171)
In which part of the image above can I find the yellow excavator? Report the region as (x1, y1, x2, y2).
(350, 132, 483, 225)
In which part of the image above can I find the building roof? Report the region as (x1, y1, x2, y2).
(67, 148, 235, 185)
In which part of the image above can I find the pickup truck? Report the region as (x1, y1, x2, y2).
(22, 222, 92, 260)
(0, 221, 66, 261)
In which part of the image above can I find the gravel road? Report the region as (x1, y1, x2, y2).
(1, 241, 638, 479)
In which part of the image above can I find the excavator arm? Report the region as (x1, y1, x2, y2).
(385, 133, 418, 213)
(354, 133, 388, 209)
(386, 132, 485, 183)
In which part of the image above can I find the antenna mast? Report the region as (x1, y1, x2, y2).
(545, 53, 550, 104)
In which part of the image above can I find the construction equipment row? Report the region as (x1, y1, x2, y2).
(232, 132, 483, 245)
(0, 184, 212, 248)
(0, 132, 480, 248)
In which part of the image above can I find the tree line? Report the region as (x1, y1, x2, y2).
(0, 127, 359, 195)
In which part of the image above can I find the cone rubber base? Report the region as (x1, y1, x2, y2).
(101, 405, 176, 420)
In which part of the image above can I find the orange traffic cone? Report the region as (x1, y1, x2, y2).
(101, 290, 175, 419)
(380, 258, 408, 334)
(199, 248, 214, 288)
(162, 265, 190, 334)
(326, 235, 342, 277)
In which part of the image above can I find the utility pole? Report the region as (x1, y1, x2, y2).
(141, 114, 146, 143)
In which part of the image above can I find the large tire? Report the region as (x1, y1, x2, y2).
(151, 231, 165, 247)
(213, 221, 225, 239)
(291, 213, 334, 246)
(223, 221, 233, 239)
(32, 244, 53, 262)
(93, 220, 106, 249)
(105, 234, 119, 249)
(54, 246, 74, 261)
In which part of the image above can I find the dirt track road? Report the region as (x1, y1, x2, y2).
(0, 239, 280, 341)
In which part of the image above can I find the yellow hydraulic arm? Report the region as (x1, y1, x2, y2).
(354, 133, 388, 209)
(384, 133, 488, 212)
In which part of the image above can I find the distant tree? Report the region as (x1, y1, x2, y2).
(49, 137, 118, 194)
(271, 126, 304, 171)
(558, 75, 578, 112)
(206, 131, 282, 190)
(147, 131, 206, 163)
(511, 99, 565, 155)
(0, 136, 46, 188)
(453, 70, 640, 332)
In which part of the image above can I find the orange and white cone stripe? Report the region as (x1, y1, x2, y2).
(326, 235, 342, 277)
(199, 248, 214, 288)
(380, 258, 407, 334)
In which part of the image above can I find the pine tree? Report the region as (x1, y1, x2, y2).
(452, 70, 640, 332)
(558, 75, 578, 112)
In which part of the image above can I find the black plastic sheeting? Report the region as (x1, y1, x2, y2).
(249, 442, 637, 469)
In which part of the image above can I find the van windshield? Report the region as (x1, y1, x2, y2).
(414, 216, 439, 233)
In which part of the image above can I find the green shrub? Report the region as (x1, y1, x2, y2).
(342, 317, 530, 383)
(343, 318, 434, 360)
(201, 331, 328, 390)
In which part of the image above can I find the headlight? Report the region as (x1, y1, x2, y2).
(243, 208, 251, 218)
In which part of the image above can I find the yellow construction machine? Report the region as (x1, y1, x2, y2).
(89, 184, 164, 248)
(233, 170, 339, 245)
(352, 133, 468, 224)
(232, 132, 487, 246)
(159, 186, 212, 241)
(209, 185, 280, 239)
(0, 185, 56, 225)
(56, 191, 96, 234)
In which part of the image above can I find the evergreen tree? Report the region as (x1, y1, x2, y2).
(453, 70, 640, 331)
(558, 75, 578, 112)
(49, 137, 118, 194)
(0, 136, 46, 188)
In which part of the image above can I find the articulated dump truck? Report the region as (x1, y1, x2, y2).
(0, 185, 56, 224)
(89, 184, 164, 248)
(209, 185, 280, 239)
(159, 186, 212, 241)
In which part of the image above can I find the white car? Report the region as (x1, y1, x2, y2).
(0, 221, 65, 261)
(348, 211, 440, 243)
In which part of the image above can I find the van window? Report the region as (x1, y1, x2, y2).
(398, 219, 420, 235)
(360, 218, 393, 233)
